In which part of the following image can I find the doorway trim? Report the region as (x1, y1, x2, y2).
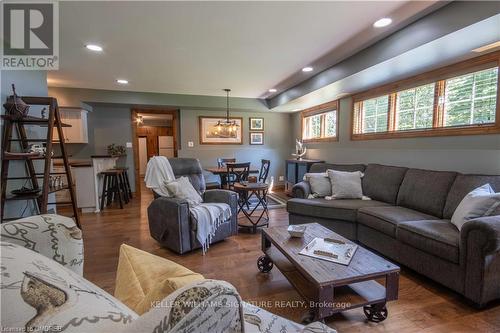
(131, 108, 180, 197)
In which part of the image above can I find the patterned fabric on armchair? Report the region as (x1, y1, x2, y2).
(1, 217, 336, 333)
(147, 158, 238, 254)
(0, 214, 84, 275)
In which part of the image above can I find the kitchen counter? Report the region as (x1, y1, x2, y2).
(53, 159, 92, 167)
(65, 156, 124, 213)
(90, 154, 126, 158)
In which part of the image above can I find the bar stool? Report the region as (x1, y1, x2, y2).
(100, 169, 126, 210)
(113, 166, 133, 200)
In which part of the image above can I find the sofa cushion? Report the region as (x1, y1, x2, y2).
(357, 206, 439, 237)
(309, 163, 366, 173)
(1, 242, 137, 333)
(287, 198, 390, 222)
(397, 168, 457, 218)
(397, 220, 459, 264)
(0, 214, 84, 275)
(362, 164, 408, 204)
(114, 244, 204, 315)
(444, 174, 500, 219)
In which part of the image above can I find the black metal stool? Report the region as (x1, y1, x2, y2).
(112, 166, 133, 200)
(100, 169, 127, 210)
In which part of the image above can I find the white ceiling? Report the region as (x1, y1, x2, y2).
(273, 15, 500, 112)
(48, 1, 440, 98)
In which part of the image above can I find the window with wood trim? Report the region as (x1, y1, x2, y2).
(301, 101, 338, 142)
(352, 52, 500, 140)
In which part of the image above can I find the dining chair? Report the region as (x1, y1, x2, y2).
(226, 162, 251, 209)
(226, 162, 250, 189)
(218, 158, 237, 186)
(258, 159, 271, 183)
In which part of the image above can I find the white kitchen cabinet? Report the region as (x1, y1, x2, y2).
(53, 108, 89, 143)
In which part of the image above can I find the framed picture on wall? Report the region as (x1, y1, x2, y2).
(199, 116, 243, 144)
(249, 117, 264, 131)
(249, 132, 264, 145)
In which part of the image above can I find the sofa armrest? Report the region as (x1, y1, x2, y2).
(0, 214, 84, 275)
(203, 189, 238, 235)
(147, 197, 192, 254)
(292, 181, 311, 199)
(460, 215, 500, 306)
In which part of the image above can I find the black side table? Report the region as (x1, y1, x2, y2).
(234, 182, 269, 233)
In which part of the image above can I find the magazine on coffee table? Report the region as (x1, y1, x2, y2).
(299, 237, 358, 265)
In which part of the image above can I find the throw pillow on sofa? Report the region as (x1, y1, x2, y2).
(327, 169, 364, 199)
(451, 184, 500, 230)
(114, 244, 204, 315)
(0, 242, 137, 333)
(303, 172, 331, 197)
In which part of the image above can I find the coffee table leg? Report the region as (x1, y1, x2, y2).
(386, 271, 399, 301)
(315, 285, 334, 320)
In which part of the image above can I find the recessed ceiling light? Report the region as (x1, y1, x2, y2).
(116, 79, 129, 84)
(292, 108, 301, 112)
(268, 88, 277, 93)
(373, 18, 392, 28)
(85, 44, 103, 52)
(302, 66, 313, 72)
(472, 41, 500, 53)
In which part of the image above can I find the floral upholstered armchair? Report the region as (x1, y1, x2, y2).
(0, 214, 336, 333)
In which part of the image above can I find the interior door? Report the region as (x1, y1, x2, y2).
(138, 137, 148, 176)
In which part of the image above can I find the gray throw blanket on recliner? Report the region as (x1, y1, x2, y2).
(145, 156, 231, 254)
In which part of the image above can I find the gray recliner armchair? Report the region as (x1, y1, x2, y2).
(147, 158, 238, 254)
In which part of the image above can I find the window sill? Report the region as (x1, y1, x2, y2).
(302, 136, 339, 143)
(351, 123, 500, 141)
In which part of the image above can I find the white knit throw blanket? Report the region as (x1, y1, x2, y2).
(145, 156, 231, 254)
(190, 203, 232, 254)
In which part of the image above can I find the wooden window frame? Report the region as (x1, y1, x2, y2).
(351, 51, 500, 140)
(300, 100, 339, 143)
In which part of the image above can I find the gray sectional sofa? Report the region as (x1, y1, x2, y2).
(287, 163, 500, 307)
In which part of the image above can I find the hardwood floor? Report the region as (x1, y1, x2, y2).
(78, 185, 500, 333)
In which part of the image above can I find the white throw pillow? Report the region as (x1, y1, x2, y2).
(164, 176, 203, 206)
(451, 184, 500, 230)
(327, 169, 364, 199)
(304, 172, 331, 197)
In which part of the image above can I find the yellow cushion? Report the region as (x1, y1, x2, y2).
(114, 244, 204, 314)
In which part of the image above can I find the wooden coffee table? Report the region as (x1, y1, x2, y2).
(258, 223, 400, 322)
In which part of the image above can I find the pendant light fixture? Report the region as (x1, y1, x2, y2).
(216, 89, 239, 133)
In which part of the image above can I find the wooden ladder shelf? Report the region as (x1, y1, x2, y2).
(1, 96, 81, 228)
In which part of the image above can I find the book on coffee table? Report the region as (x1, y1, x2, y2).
(299, 237, 358, 265)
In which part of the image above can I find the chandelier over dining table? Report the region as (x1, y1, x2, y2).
(216, 88, 239, 133)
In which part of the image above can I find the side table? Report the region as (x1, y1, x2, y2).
(233, 182, 269, 233)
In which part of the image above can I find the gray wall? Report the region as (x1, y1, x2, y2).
(1, 70, 50, 218)
(48, 87, 292, 190)
(61, 105, 135, 190)
(292, 98, 500, 175)
(178, 109, 291, 185)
